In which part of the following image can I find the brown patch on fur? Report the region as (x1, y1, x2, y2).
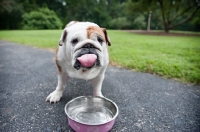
(55, 48, 62, 74)
(87, 26, 106, 41)
(87, 26, 111, 46)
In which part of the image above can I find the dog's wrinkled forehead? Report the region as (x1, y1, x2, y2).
(67, 22, 105, 40)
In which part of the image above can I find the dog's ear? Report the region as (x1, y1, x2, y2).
(101, 28, 111, 46)
(59, 29, 67, 46)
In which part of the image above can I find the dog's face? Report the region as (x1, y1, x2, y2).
(57, 22, 111, 79)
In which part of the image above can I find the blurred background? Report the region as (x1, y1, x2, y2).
(0, 0, 200, 32)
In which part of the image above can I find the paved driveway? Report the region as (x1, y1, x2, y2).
(0, 41, 199, 132)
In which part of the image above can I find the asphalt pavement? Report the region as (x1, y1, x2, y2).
(0, 41, 200, 132)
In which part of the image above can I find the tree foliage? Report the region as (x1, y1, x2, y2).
(0, 0, 23, 29)
(0, 0, 199, 31)
(21, 8, 62, 29)
(126, 0, 200, 32)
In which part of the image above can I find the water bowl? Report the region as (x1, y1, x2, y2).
(65, 96, 118, 132)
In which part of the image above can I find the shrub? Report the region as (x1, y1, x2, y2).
(21, 8, 62, 29)
(108, 17, 131, 29)
(133, 14, 146, 30)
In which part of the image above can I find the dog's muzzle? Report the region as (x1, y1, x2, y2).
(74, 43, 101, 70)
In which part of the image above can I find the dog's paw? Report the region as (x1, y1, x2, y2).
(46, 90, 63, 103)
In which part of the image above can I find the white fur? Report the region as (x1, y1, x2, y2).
(46, 22, 110, 103)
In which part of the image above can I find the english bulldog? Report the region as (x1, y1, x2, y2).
(46, 21, 111, 103)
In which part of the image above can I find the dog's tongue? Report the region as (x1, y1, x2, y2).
(77, 54, 97, 67)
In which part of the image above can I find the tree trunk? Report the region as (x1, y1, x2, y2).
(164, 28, 169, 33)
(164, 23, 170, 33)
(147, 11, 152, 31)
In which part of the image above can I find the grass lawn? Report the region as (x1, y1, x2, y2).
(0, 30, 200, 84)
(0, 30, 60, 49)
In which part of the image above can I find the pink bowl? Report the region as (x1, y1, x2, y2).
(64, 96, 118, 132)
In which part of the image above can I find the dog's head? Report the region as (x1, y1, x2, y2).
(58, 21, 111, 73)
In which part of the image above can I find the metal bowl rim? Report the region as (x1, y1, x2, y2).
(64, 96, 119, 126)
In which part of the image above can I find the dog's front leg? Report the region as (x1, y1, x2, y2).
(46, 72, 68, 103)
(92, 71, 106, 97)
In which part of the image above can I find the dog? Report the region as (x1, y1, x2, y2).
(46, 21, 111, 103)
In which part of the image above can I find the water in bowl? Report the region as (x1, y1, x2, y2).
(70, 105, 114, 125)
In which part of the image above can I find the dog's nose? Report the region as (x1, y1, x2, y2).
(83, 43, 95, 48)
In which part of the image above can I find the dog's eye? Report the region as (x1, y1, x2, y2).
(97, 36, 103, 44)
(71, 38, 79, 45)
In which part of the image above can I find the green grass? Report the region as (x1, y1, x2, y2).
(0, 30, 200, 84)
(0, 30, 61, 49)
(109, 30, 200, 84)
